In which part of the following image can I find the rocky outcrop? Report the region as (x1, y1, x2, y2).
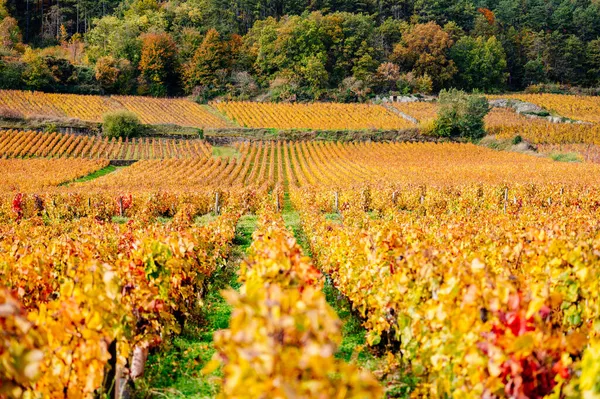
(489, 98, 591, 125)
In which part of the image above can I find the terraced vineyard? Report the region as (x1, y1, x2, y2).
(212, 101, 416, 130)
(0, 90, 229, 128)
(112, 96, 231, 127)
(5, 89, 600, 399)
(489, 93, 600, 123)
(0, 130, 213, 159)
(4, 141, 600, 398)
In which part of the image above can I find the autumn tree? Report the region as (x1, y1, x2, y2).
(0, 0, 20, 50)
(375, 62, 401, 93)
(391, 21, 457, 90)
(0, 14, 20, 49)
(139, 32, 178, 97)
(183, 28, 228, 95)
(95, 56, 135, 94)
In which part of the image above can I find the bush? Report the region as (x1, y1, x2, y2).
(0, 60, 25, 90)
(102, 111, 142, 139)
(432, 89, 490, 141)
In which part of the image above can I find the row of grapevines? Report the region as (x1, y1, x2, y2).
(0, 90, 121, 122)
(212, 101, 415, 130)
(0, 158, 108, 192)
(294, 185, 600, 397)
(0, 90, 230, 128)
(0, 210, 239, 398)
(0, 130, 212, 160)
(283, 141, 600, 188)
(113, 96, 231, 128)
(391, 102, 438, 123)
(492, 120, 600, 145)
(0, 191, 246, 223)
(209, 203, 382, 398)
(6, 141, 600, 194)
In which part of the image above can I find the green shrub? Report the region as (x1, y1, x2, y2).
(102, 111, 142, 139)
(549, 152, 581, 163)
(432, 89, 490, 141)
(512, 135, 523, 145)
(44, 123, 58, 133)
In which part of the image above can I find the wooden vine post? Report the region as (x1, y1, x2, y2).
(214, 192, 220, 215)
(118, 196, 124, 217)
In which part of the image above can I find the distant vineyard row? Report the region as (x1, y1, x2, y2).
(0, 90, 230, 128)
(4, 141, 600, 193)
(2, 90, 600, 141)
(0, 130, 212, 160)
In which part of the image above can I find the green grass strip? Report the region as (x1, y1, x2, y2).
(61, 165, 119, 186)
(137, 214, 257, 398)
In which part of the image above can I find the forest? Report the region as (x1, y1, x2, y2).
(1, 0, 600, 101)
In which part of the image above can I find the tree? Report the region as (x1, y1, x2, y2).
(138, 32, 178, 97)
(0, 0, 7, 19)
(451, 36, 508, 92)
(374, 62, 401, 93)
(21, 48, 55, 90)
(351, 41, 378, 83)
(432, 89, 490, 141)
(183, 28, 228, 95)
(586, 39, 600, 86)
(0, 15, 21, 49)
(391, 22, 456, 90)
(95, 55, 134, 93)
(473, 9, 499, 38)
(499, 27, 529, 90)
(573, 3, 600, 42)
(85, 16, 142, 64)
(299, 54, 328, 99)
(413, 0, 477, 30)
(523, 58, 546, 86)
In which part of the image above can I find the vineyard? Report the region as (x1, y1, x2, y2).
(1, 89, 600, 142)
(0, 90, 229, 128)
(3, 141, 600, 398)
(488, 93, 600, 123)
(0, 130, 213, 160)
(112, 96, 230, 128)
(4, 88, 600, 398)
(198, 101, 415, 130)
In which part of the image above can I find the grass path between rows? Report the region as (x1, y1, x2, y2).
(135, 214, 257, 398)
(282, 191, 416, 398)
(138, 193, 415, 398)
(60, 165, 121, 186)
(281, 192, 376, 366)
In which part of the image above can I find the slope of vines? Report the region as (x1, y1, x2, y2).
(0, 130, 212, 160)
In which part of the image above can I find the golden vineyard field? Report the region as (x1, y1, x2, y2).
(488, 93, 600, 123)
(4, 140, 600, 398)
(1, 89, 600, 142)
(0, 130, 212, 159)
(388, 97, 600, 151)
(5, 87, 600, 399)
(0, 90, 229, 128)
(212, 101, 416, 130)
